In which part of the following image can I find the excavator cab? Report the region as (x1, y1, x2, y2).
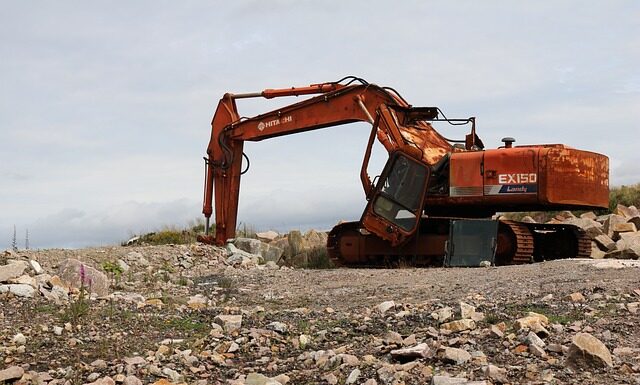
(361, 152, 430, 246)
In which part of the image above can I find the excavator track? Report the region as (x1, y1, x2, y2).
(327, 218, 590, 268)
(496, 220, 535, 265)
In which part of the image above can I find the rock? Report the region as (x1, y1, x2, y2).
(594, 234, 616, 251)
(612, 222, 637, 239)
(187, 294, 208, 309)
(567, 332, 613, 368)
(526, 331, 545, 347)
(442, 347, 471, 364)
(256, 231, 279, 242)
(29, 260, 44, 275)
(567, 292, 586, 302)
(161, 367, 182, 383)
(430, 376, 469, 385)
(86, 377, 116, 385)
(615, 204, 636, 218)
(521, 215, 537, 223)
(123, 356, 146, 365)
(226, 244, 262, 266)
(483, 364, 508, 383)
(490, 324, 504, 338)
(390, 343, 432, 360)
(58, 259, 110, 296)
(53, 326, 63, 335)
(581, 212, 597, 220)
(260, 243, 283, 263)
(215, 314, 242, 333)
(322, 373, 338, 385)
(529, 343, 547, 357)
(123, 376, 142, 385)
(431, 306, 453, 322)
(0, 284, 35, 297)
(266, 321, 288, 334)
(604, 214, 627, 238)
(440, 319, 475, 332)
(12, 332, 26, 345)
(245, 373, 281, 385)
(0, 366, 24, 383)
(377, 300, 396, 314)
(116, 259, 130, 272)
(299, 334, 311, 348)
(384, 331, 404, 345)
(590, 243, 606, 259)
(0, 262, 27, 282)
(234, 238, 262, 255)
(345, 369, 360, 384)
(459, 302, 475, 319)
(9, 274, 37, 288)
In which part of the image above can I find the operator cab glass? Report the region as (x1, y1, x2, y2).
(372, 154, 428, 231)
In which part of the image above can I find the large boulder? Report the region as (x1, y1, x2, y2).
(0, 262, 27, 283)
(603, 214, 627, 238)
(58, 259, 110, 296)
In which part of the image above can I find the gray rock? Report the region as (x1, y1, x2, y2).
(260, 243, 283, 263)
(234, 237, 262, 255)
(526, 331, 546, 347)
(345, 369, 361, 384)
(58, 259, 110, 296)
(161, 367, 182, 383)
(0, 366, 24, 383)
(442, 347, 471, 364)
(267, 321, 288, 334)
(567, 332, 613, 368)
(0, 262, 27, 282)
(0, 284, 35, 297)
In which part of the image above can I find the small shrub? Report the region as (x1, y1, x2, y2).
(305, 247, 334, 269)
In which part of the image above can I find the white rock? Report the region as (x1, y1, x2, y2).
(377, 300, 396, 314)
(29, 260, 44, 275)
(483, 364, 508, 383)
(12, 333, 26, 345)
(526, 331, 546, 347)
(391, 343, 432, 359)
(345, 369, 361, 384)
(0, 284, 35, 297)
(459, 302, 475, 319)
(53, 326, 64, 335)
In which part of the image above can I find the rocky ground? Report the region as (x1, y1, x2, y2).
(2, 239, 640, 385)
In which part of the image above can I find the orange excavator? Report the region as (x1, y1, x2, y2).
(200, 76, 609, 267)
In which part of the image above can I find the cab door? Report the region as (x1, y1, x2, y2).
(361, 152, 431, 246)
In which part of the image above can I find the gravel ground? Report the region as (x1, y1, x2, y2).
(1, 245, 640, 385)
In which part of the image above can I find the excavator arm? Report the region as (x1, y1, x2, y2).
(202, 77, 456, 245)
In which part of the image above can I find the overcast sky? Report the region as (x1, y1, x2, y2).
(1, 1, 638, 249)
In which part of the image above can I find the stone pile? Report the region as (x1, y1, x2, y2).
(538, 204, 640, 259)
(231, 229, 329, 267)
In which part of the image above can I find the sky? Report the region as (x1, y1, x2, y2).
(1, 1, 639, 249)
